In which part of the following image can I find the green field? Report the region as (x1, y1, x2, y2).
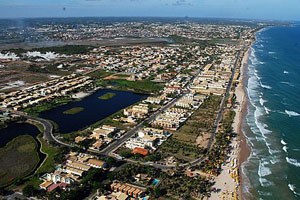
(87, 70, 114, 79)
(24, 97, 73, 116)
(0, 135, 40, 187)
(36, 135, 59, 174)
(109, 79, 164, 94)
(98, 92, 116, 100)
(63, 107, 85, 115)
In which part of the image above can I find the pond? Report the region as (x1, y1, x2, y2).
(39, 89, 147, 133)
(0, 123, 40, 147)
(0, 123, 46, 180)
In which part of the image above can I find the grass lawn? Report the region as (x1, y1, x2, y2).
(110, 79, 164, 94)
(36, 135, 59, 175)
(98, 92, 116, 100)
(114, 74, 130, 78)
(63, 107, 85, 115)
(0, 135, 40, 187)
(23, 97, 73, 116)
(17, 135, 61, 190)
(87, 70, 114, 79)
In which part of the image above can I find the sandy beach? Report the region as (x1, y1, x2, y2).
(208, 47, 251, 200)
(236, 48, 251, 199)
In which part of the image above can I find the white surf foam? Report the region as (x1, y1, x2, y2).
(288, 184, 300, 196)
(264, 106, 271, 114)
(270, 156, 280, 164)
(286, 157, 300, 167)
(280, 81, 294, 87)
(258, 160, 272, 177)
(259, 177, 274, 187)
(268, 51, 276, 54)
(260, 81, 272, 89)
(285, 110, 300, 117)
(259, 97, 267, 106)
(281, 139, 287, 146)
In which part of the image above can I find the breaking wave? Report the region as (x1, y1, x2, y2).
(285, 110, 300, 117)
(288, 184, 300, 196)
(280, 81, 294, 87)
(286, 157, 300, 167)
(260, 81, 272, 89)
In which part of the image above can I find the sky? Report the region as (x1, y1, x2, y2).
(0, 0, 299, 21)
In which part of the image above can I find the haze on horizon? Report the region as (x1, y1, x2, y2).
(0, 0, 299, 21)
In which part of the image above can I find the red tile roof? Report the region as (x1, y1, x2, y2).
(132, 147, 149, 156)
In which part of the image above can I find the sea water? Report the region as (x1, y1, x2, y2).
(242, 24, 300, 199)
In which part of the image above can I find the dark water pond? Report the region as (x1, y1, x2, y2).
(39, 89, 146, 133)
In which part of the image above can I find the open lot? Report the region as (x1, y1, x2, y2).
(153, 95, 222, 163)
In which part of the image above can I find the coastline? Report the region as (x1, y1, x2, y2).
(208, 44, 253, 200)
(235, 47, 251, 199)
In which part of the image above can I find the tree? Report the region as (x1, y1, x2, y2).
(152, 188, 166, 198)
(22, 185, 37, 197)
(119, 150, 132, 158)
(105, 156, 117, 167)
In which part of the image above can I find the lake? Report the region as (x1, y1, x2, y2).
(0, 123, 40, 147)
(0, 123, 46, 179)
(39, 89, 147, 133)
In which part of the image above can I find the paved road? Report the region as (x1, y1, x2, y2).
(0, 108, 72, 147)
(180, 48, 242, 168)
(0, 47, 242, 172)
(100, 92, 187, 155)
(121, 47, 243, 170)
(100, 69, 203, 156)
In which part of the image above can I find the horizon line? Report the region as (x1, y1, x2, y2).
(0, 16, 295, 23)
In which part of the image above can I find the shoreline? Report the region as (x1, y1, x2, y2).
(236, 47, 251, 199)
(207, 44, 253, 200)
(208, 43, 253, 200)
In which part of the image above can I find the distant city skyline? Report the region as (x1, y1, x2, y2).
(0, 0, 299, 21)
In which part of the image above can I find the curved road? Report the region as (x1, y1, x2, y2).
(0, 47, 243, 172)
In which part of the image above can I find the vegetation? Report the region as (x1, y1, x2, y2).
(194, 109, 236, 175)
(26, 64, 69, 75)
(147, 95, 222, 164)
(22, 144, 68, 190)
(114, 74, 130, 78)
(23, 184, 39, 197)
(35, 135, 60, 174)
(169, 35, 213, 48)
(160, 172, 213, 199)
(63, 107, 85, 115)
(0, 135, 40, 187)
(109, 79, 164, 94)
(108, 164, 162, 183)
(87, 70, 114, 79)
(154, 138, 205, 163)
(98, 92, 116, 100)
(23, 97, 73, 116)
(38, 168, 106, 200)
(174, 95, 221, 142)
(6, 45, 93, 56)
(108, 164, 213, 199)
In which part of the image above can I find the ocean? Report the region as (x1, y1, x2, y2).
(242, 24, 300, 199)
